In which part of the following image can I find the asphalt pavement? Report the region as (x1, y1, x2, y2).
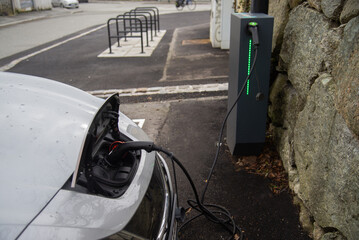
(0, 3, 310, 239)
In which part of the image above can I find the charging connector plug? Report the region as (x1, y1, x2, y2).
(107, 141, 155, 164)
(248, 22, 260, 46)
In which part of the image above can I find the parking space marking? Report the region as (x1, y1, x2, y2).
(0, 24, 107, 72)
(132, 119, 145, 128)
(159, 27, 177, 82)
(182, 39, 211, 45)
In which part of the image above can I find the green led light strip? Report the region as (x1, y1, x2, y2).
(247, 39, 252, 95)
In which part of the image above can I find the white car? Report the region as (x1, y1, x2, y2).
(0, 72, 177, 240)
(52, 0, 79, 8)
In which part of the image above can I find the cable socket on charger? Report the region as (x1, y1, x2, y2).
(248, 22, 260, 46)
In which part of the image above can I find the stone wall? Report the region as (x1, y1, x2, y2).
(268, 1, 359, 240)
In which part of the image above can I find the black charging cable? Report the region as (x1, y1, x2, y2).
(201, 21, 260, 203)
(201, 46, 258, 204)
(158, 147, 245, 240)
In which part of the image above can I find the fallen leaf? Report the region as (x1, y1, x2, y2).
(185, 208, 192, 214)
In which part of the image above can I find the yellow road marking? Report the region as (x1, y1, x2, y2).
(182, 39, 211, 45)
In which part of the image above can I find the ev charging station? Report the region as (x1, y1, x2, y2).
(227, 1, 273, 156)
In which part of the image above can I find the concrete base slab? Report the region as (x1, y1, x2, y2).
(98, 30, 166, 57)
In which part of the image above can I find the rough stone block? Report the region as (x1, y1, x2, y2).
(294, 73, 359, 240)
(321, 231, 347, 240)
(269, 73, 287, 127)
(288, 0, 304, 9)
(280, 5, 336, 101)
(269, 73, 304, 128)
(313, 222, 325, 240)
(332, 16, 359, 138)
(340, 0, 359, 24)
(308, 0, 321, 11)
(269, 0, 290, 54)
(321, 0, 345, 21)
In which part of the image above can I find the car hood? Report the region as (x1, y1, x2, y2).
(0, 72, 104, 239)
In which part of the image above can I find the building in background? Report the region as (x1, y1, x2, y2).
(210, 0, 250, 49)
(1, 0, 54, 15)
(1, 0, 15, 15)
(210, 0, 234, 50)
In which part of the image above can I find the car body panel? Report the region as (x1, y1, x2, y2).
(0, 72, 103, 239)
(20, 151, 155, 240)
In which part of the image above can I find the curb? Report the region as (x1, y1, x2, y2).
(0, 9, 83, 28)
(0, 16, 46, 28)
(87, 83, 229, 98)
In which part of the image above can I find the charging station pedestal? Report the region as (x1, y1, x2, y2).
(227, 13, 273, 156)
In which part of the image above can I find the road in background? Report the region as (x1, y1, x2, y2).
(3, 12, 227, 92)
(0, 1, 211, 60)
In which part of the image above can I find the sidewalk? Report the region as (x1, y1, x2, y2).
(0, 2, 211, 28)
(0, 7, 81, 28)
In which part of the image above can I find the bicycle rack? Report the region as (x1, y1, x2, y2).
(121, 12, 150, 46)
(131, 9, 157, 37)
(105, 7, 162, 55)
(125, 10, 154, 41)
(107, 16, 144, 54)
(134, 7, 160, 34)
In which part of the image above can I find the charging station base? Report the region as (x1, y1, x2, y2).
(227, 13, 273, 156)
(231, 142, 265, 156)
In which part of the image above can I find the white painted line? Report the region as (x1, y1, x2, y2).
(0, 24, 107, 72)
(98, 30, 166, 58)
(132, 119, 145, 128)
(124, 95, 228, 105)
(159, 28, 177, 81)
(88, 82, 229, 98)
